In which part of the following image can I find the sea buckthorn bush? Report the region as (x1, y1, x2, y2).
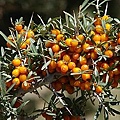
(0, 0, 120, 120)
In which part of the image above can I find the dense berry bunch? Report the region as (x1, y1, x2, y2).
(0, 0, 120, 120)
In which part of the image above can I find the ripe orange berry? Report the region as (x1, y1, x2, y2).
(74, 80, 81, 87)
(104, 50, 113, 58)
(57, 60, 64, 68)
(51, 29, 60, 36)
(65, 38, 72, 46)
(81, 64, 89, 71)
(12, 68, 20, 77)
(94, 17, 101, 26)
(82, 43, 90, 52)
(72, 67, 81, 73)
(15, 24, 23, 32)
(69, 77, 76, 86)
(68, 62, 76, 70)
(49, 60, 57, 69)
(72, 53, 80, 60)
(101, 63, 109, 70)
(20, 42, 27, 49)
(56, 34, 64, 41)
(84, 81, 91, 90)
(63, 54, 71, 62)
(70, 39, 78, 47)
(25, 38, 31, 45)
(100, 34, 108, 42)
(19, 74, 27, 82)
(21, 81, 31, 90)
(90, 51, 98, 60)
(105, 23, 111, 31)
(12, 58, 21, 67)
(52, 44, 60, 53)
(117, 38, 120, 44)
(95, 85, 103, 94)
(19, 66, 27, 74)
(92, 34, 101, 42)
(102, 15, 109, 20)
(12, 78, 20, 86)
(77, 34, 85, 41)
(79, 56, 87, 65)
(95, 25, 103, 34)
(27, 30, 34, 38)
(82, 74, 91, 81)
(61, 64, 68, 73)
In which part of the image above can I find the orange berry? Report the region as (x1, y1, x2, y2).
(70, 39, 78, 47)
(21, 81, 31, 90)
(104, 50, 113, 58)
(95, 85, 103, 94)
(94, 17, 101, 26)
(56, 34, 64, 41)
(19, 66, 27, 74)
(117, 38, 120, 44)
(68, 62, 76, 70)
(63, 54, 71, 62)
(74, 47, 82, 53)
(12, 68, 20, 77)
(49, 60, 57, 69)
(12, 58, 21, 67)
(82, 74, 91, 81)
(95, 25, 103, 34)
(100, 34, 108, 42)
(80, 82, 85, 90)
(72, 53, 80, 60)
(19, 74, 27, 82)
(15, 24, 23, 32)
(27, 30, 34, 38)
(12, 78, 20, 86)
(77, 34, 85, 41)
(79, 56, 87, 65)
(20, 42, 27, 49)
(69, 77, 76, 86)
(52, 44, 60, 53)
(25, 38, 31, 45)
(51, 29, 60, 36)
(101, 63, 109, 70)
(61, 64, 68, 73)
(81, 64, 89, 71)
(84, 81, 91, 90)
(102, 15, 109, 20)
(82, 43, 90, 52)
(105, 23, 111, 31)
(65, 38, 72, 46)
(92, 34, 101, 42)
(57, 60, 64, 68)
(90, 51, 98, 60)
(74, 80, 81, 87)
(72, 67, 81, 73)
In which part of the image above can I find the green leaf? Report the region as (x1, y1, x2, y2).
(104, 108, 109, 120)
(81, 0, 89, 10)
(1, 47, 5, 57)
(114, 18, 120, 23)
(30, 42, 37, 53)
(41, 60, 51, 70)
(63, 11, 74, 20)
(11, 97, 18, 107)
(94, 105, 102, 120)
(6, 83, 16, 93)
(0, 31, 16, 48)
(17, 100, 30, 113)
(110, 107, 120, 115)
(0, 75, 6, 96)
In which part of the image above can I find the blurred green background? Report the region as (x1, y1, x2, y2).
(0, 0, 120, 120)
